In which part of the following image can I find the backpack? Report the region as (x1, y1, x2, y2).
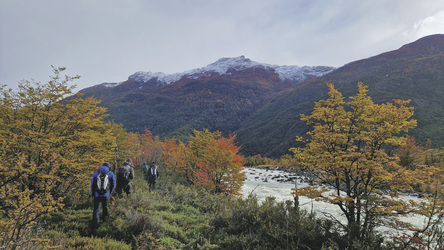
(96, 172, 110, 195)
(117, 165, 131, 183)
(148, 166, 158, 180)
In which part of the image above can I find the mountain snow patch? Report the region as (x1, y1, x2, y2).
(128, 71, 184, 85)
(273, 65, 335, 82)
(103, 82, 121, 88)
(124, 56, 335, 86)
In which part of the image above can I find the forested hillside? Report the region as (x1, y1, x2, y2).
(237, 34, 444, 157)
(78, 57, 334, 149)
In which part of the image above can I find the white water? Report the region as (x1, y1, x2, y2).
(241, 167, 348, 226)
(240, 167, 431, 235)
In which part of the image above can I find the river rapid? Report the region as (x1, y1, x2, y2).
(240, 167, 429, 235)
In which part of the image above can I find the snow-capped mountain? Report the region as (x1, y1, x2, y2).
(79, 55, 337, 153)
(77, 34, 444, 158)
(127, 56, 335, 85)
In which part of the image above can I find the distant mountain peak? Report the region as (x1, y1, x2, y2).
(205, 55, 260, 72)
(127, 56, 335, 86)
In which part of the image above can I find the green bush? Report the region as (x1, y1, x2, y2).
(211, 196, 344, 249)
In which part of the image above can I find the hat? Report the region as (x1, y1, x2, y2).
(103, 162, 110, 167)
(127, 158, 133, 164)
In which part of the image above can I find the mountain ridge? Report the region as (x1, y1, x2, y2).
(79, 34, 444, 157)
(79, 55, 334, 143)
(89, 55, 335, 88)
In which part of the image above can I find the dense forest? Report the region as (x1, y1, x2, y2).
(1, 68, 443, 249)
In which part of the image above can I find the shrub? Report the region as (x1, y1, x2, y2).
(211, 196, 344, 249)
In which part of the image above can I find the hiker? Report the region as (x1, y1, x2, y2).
(116, 158, 135, 195)
(147, 162, 159, 191)
(90, 162, 116, 232)
(142, 162, 149, 180)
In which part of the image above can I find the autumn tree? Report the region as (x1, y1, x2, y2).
(0, 67, 119, 248)
(162, 137, 189, 181)
(116, 129, 164, 169)
(190, 130, 245, 195)
(290, 83, 439, 247)
(139, 129, 163, 165)
(397, 135, 424, 170)
(163, 129, 245, 195)
(126, 132, 142, 162)
(391, 137, 444, 248)
(104, 121, 130, 172)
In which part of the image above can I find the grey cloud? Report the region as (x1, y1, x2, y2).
(1, 0, 444, 92)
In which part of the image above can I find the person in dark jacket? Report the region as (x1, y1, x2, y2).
(90, 162, 116, 232)
(116, 159, 135, 195)
(147, 162, 159, 191)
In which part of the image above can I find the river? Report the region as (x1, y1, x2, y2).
(240, 167, 431, 235)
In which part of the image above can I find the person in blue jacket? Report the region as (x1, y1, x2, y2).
(90, 162, 116, 232)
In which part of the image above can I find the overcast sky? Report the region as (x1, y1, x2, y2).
(1, 0, 444, 92)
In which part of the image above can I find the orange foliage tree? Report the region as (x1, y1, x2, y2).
(0, 67, 119, 248)
(162, 137, 189, 180)
(122, 129, 163, 167)
(140, 129, 163, 165)
(290, 83, 441, 246)
(163, 129, 245, 195)
(190, 130, 245, 195)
